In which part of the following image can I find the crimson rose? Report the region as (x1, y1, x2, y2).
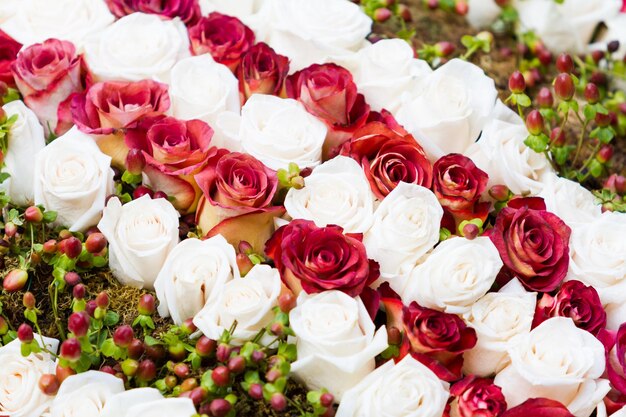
(238, 42, 289, 103)
(105, 0, 201, 25)
(501, 399, 575, 417)
(0, 29, 21, 87)
(450, 376, 507, 417)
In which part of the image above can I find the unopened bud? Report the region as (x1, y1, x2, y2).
(125, 149, 146, 176)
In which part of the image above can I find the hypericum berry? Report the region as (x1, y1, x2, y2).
(209, 398, 232, 417)
(68, 312, 90, 337)
(320, 393, 335, 407)
(136, 359, 157, 382)
(121, 358, 139, 376)
(605, 174, 626, 195)
(125, 149, 146, 176)
(584, 83, 600, 104)
(128, 339, 145, 359)
(39, 374, 61, 396)
(508, 71, 526, 94)
(138, 294, 155, 315)
(536, 87, 554, 108)
(526, 110, 544, 135)
(251, 350, 265, 363)
(556, 53, 574, 73)
(100, 365, 116, 375)
(212, 366, 230, 387)
(17, 323, 34, 342)
(0, 317, 8, 335)
(248, 383, 263, 400)
(196, 336, 216, 357)
(278, 292, 297, 313)
(387, 326, 402, 345)
(434, 41, 455, 57)
(216, 344, 232, 363)
(591, 49, 605, 64)
(64, 271, 81, 287)
(95, 291, 109, 309)
(85, 233, 107, 254)
(554, 74, 575, 101)
(537, 48, 552, 66)
(270, 322, 284, 337)
(153, 191, 168, 199)
(133, 185, 153, 200)
(113, 325, 134, 348)
(270, 393, 287, 411)
(608, 40, 620, 53)
(60, 338, 82, 362)
(265, 368, 281, 383)
(55, 365, 76, 383)
(85, 300, 97, 317)
(168, 343, 186, 361)
(455, 0, 469, 15)
(595, 112, 612, 127)
(550, 128, 566, 146)
(23, 292, 36, 309)
(180, 377, 198, 393)
(59, 237, 82, 259)
(174, 363, 190, 379)
(373, 7, 392, 22)
(4, 221, 17, 238)
(597, 145, 614, 163)
(3, 269, 29, 292)
(397, 3, 412, 21)
(226, 356, 245, 374)
(488, 185, 511, 202)
(462, 223, 479, 240)
(181, 318, 197, 334)
(72, 284, 86, 300)
(42, 239, 58, 254)
(24, 206, 43, 223)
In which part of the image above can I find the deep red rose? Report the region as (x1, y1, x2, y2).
(450, 376, 507, 417)
(188, 12, 255, 71)
(71, 79, 170, 135)
(501, 398, 575, 417)
(12, 39, 83, 136)
(286, 63, 370, 158)
(0, 30, 21, 88)
(340, 121, 432, 199)
(533, 280, 606, 335)
(606, 323, 626, 405)
(105, 0, 201, 25)
(489, 199, 571, 292)
(265, 219, 379, 297)
(237, 42, 289, 103)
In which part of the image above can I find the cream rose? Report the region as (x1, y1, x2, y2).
(193, 264, 281, 345)
(336, 355, 449, 417)
(538, 173, 602, 227)
(0, 101, 46, 207)
(49, 371, 125, 417)
(462, 279, 536, 377)
(290, 291, 388, 400)
(595, 14, 626, 58)
(398, 236, 502, 314)
(0, 0, 114, 48)
(494, 317, 610, 417)
(465, 100, 553, 196)
(100, 388, 196, 417)
(396, 58, 497, 160)
(155, 236, 239, 325)
(285, 156, 374, 234)
(33, 127, 114, 231)
(0, 336, 58, 417)
(363, 182, 443, 282)
(98, 194, 180, 289)
(466, 0, 502, 28)
(239, 94, 326, 170)
(83, 12, 189, 83)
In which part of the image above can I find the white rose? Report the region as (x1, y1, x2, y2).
(566, 212, 626, 305)
(465, 100, 553, 196)
(49, 371, 125, 417)
(199, 0, 268, 34)
(595, 14, 626, 58)
(0, 101, 46, 206)
(34, 127, 114, 231)
(333, 39, 432, 114)
(516, 0, 620, 54)
(83, 13, 189, 83)
(290, 291, 388, 400)
(100, 388, 196, 417)
(396, 58, 497, 160)
(98, 195, 180, 289)
(193, 264, 282, 345)
(605, 301, 626, 331)
(285, 156, 374, 233)
(398, 237, 502, 314)
(336, 355, 449, 417)
(494, 317, 610, 417)
(466, 0, 502, 28)
(363, 182, 442, 282)
(462, 279, 536, 376)
(0, 335, 58, 417)
(0, 0, 114, 48)
(538, 173, 602, 227)
(155, 236, 239, 325)
(261, 0, 372, 71)
(239, 94, 326, 170)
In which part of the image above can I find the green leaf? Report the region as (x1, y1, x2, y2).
(0, 172, 10, 183)
(461, 35, 475, 48)
(583, 104, 596, 121)
(42, 211, 57, 223)
(278, 343, 297, 362)
(144, 335, 161, 346)
(516, 93, 531, 107)
(20, 342, 31, 357)
(103, 311, 120, 327)
(100, 338, 117, 357)
(552, 146, 572, 166)
(597, 127, 615, 144)
(121, 170, 142, 185)
(24, 309, 38, 324)
(524, 134, 549, 153)
(307, 391, 321, 405)
(92, 256, 108, 268)
(589, 159, 604, 178)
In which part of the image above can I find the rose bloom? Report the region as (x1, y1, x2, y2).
(533, 280, 606, 336)
(341, 120, 432, 199)
(287, 63, 370, 157)
(489, 198, 571, 292)
(604, 323, 626, 405)
(501, 398, 576, 417)
(188, 12, 255, 71)
(104, 0, 201, 25)
(12, 38, 83, 136)
(237, 42, 289, 102)
(449, 376, 507, 417)
(0, 29, 21, 87)
(49, 371, 125, 417)
(265, 219, 379, 297)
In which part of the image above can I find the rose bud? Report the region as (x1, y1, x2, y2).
(39, 374, 61, 396)
(209, 398, 232, 417)
(67, 312, 90, 337)
(85, 300, 97, 317)
(228, 356, 246, 374)
(96, 291, 110, 309)
(525, 110, 544, 135)
(73, 284, 86, 300)
(0, 317, 8, 335)
(133, 185, 154, 199)
(196, 336, 217, 357)
(0, 31, 21, 88)
(138, 293, 156, 315)
(550, 127, 566, 146)
(595, 111, 611, 127)
(536, 87, 554, 108)
(584, 83, 600, 104)
(554, 73, 575, 101)
(462, 223, 480, 240)
(17, 323, 34, 342)
(24, 206, 43, 223)
(248, 383, 263, 400)
(3, 268, 29, 292)
(128, 338, 145, 359)
(434, 41, 455, 57)
(121, 359, 139, 377)
(22, 291, 36, 309)
(85, 232, 107, 254)
(64, 271, 81, 287)
(450, 376, 507, 417)
(60, 338, 82, 362)
(212, 365, 230, 387)
(597, 144, 613, 163)
(238, 42, 289, 101)
(59, 237, 82, 259)
(374, 7, 392, 22)
(508, 71, 526, 94)
(136, 359, 157, 382)
(604, 174, 626, 195)
(42, 239, 58, 254)
(270, 393, 287, 411)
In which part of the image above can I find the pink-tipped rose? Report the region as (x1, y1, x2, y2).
(501, 398, 575, 417)
(0, 30, 21, 87)
(450, 376, 507, 417)
(105, 0, 201, 25)
(237, 42, 289, 103)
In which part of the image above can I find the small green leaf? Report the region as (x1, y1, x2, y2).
(42, 211, 57, 223)
(100, 338, 117, 357)
(583, 104, 596, 121)
(103, 311, 120, 327)
(589, 159, 604, 178)
(524, 134, 549, 153)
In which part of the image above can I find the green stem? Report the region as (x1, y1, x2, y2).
(572, 119, 589, 166)
(33, 319, 60, 360)
(578, 142, 602, 181)
(49, 283, 66, 341)
(461, 45, 479, 60)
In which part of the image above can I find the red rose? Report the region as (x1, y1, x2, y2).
(340, 121, 432, 199)
(286, 63, 370, 158)
(606, 323, 626, 407)
(450, 376, 507, 417)
(501, 398, 575, 417)
(265, 219, 379, 297)
(105, 0, 201, 25)
(489, 198, 571, 292)
(533, 280, 606, 335)
(0, 29, 21, 87)
(188, 12, 255, 71)
(237, 42, 289, 103)
(12, 39, 83, 136)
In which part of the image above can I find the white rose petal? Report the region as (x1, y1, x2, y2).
(285, 156, 374, 233)
(466, 0, 502, 28)
(538, 173, 602, 227)
(364, 182, 443, 282)
(463, 279, 536, 376)
(34, 127, 114, 232)
(290, 291, 388, 400)
(396, 58, 497, 160)
(594, 14, 626, 58)
(98, 194, 180, 289)
(84, 12, 190, 83)
(199, 0, 268, 35)
(100, 388, 163, 417)
(49, 371, 125, 417)
(193, 264, 281, 345)
(495, 317, 610, 417)
(239, 94, 326, 170)
(0, 101, 46, 206)
(155, 236, 240, 325)
(336, 355, 449, 417)
(399, 236, 503, 314)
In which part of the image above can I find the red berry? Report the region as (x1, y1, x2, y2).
(608, 40, 620, 53)
(554, 74, 575, 101)
(265, 368, 281, 383)
(320, 393, 335, 407)
(96, 292, 109, 309)
(508, 71, 526, 94)
(488, 185, 511, 202)
(584, 83, 600, 104)
(591, 50, 605, 64)
(39, 374, 60, 396)
(180, 377, 198, 392)
(60, 338, 82, 362)
(596, 112, 611, 127)
(249, 383, 263, 400)
(128, 338, 145, 359)
(121, 359, 139, 376)
(72, 284, 86, 300)
(556, 53, 574, 73)
(196, 336, 216, 357)
(0, 317, 8, 335)
(216, 344, 232, 363)
(17, 323, 34, 342)
(3, 269, 29, 292)
(85, 300, 97, 317)
(181, 318, 197, 334)
(434, 41, 455, 57)
(597, 145, 613, 163)
(462, 223, 479, 240)
(209, 398, 232, 417)
(64, 271, 81, 287)
(68, 312, 90, 337)
(136, 359, 157, 382)
(537, 48, 552, 66)
(133, 185, 154, 200)
(550, 128, 566, 146)
(85, 233, 107, 254)
(59, 237, 82, 259)
(168, 343, 186, 361)
(398, 3, 412, 20)
(138, 294, 155, 315)
(228, 356, 246, 374)
(145, 344, 166, 361)
(536, 87, 554, 108)
(212, 366, 230, 387)
(526, 110, 544, 135)
(373, 7, 392, 22)
(24, 206, 43, 223)
(174, 363, 190, 379)
(270, 393, 287, 411)
(113, 325, 134, 348)
(251, 350, 265, 363)
(153, 191, 168, 200)
(100, 365, 116, 375)
(23, 292, 36, 309)
(125, 149, 146, 176)
(4, 222, 17, 238)
(455, 0, 468, 15)
(55, 365, 76, 383)
(42, 239, 58, 254)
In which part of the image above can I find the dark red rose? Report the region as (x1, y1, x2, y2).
(105, 0, 201, 25)
(501, 398, 575, 417)
(606, 323, 626, 409)
(188, 12, 255, 71)
(286, 63, 370, 158)
(265, 219, 379, 297)
(237, 42, 289, 103)
(340, 121, 432, 199)
(0, 29, 21, 87)
(450, 376, 507, 417)
(489, 198, 571, 292)
(533, 280, 606, 335)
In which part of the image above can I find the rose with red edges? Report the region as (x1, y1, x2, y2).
(104, 0, 201, 25)
(0, 30, 22, 87)
(238, 42, 289, 103)
(501, 399, 575, 417)
(450, 376, 507, 417)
